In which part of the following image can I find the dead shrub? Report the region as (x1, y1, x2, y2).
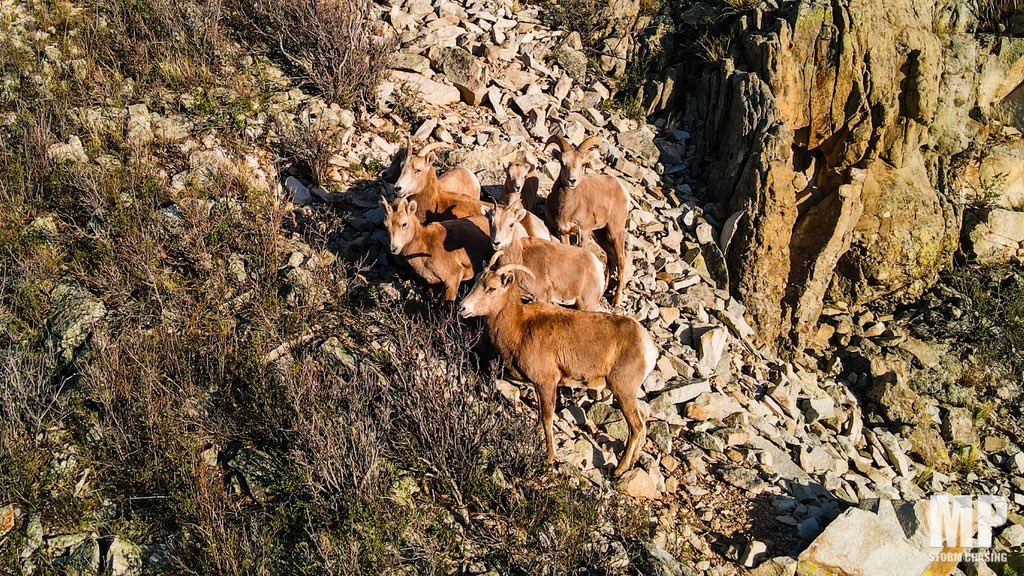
(535, 0, 607, 50)
(0, 347, 85, 529)
(230, 0, 392, 108)
(971, 0, 1022, 33)
(90, 0, 227, 81)
(284, 358, 391, 513)
(276, 117, 343, 188)
(0, 347, 64, 440)
(697, 32, 732, 63)
(722, 0, 764, 13)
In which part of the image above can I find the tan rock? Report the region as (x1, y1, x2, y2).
(685, 392, 743, 421)
(797, 505, 933, 576)
(617, 468, 661, 500)
(898, 336, 940, 368)
(964, 207, 1024, 265)
(700, 0, 984, 348)
(391, 70, 460, 106)
(0, 504, 14, 538)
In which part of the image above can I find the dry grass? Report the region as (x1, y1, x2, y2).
(722, 0, 764, 13)
(951, 445, 982, 476)
(94, 0, 225, 60)
(230, 0, 392, 109)
(972, 0, 1022, 33)
(535, 0, 607, 50)
(697, 33, 732, 64)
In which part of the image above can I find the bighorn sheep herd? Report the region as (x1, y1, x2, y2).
(379, 135, 657, 477)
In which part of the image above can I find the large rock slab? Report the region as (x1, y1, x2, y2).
(797, 505, 934, 576)
(434, 46, 487, 105)
(648, 379, 712, 422)
(831, 160, 958, 307)
(688, 0, 986, 348)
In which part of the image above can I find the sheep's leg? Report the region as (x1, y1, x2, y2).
(593, 229, 616, 297)
(534, 378, 558, 464)
(607, 224, 629, 307)
(442, 277, 460, 302)
(544, 192, 560, 237)
(578, 280, 602, 311)
(577, 228, 592, 249)
(613, 391, 646, 477)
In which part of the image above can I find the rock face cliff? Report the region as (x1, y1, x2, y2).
(649, 0, 1024, 350)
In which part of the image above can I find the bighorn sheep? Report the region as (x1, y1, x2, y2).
(543, 135, 631, 306)
(382, 139, 480, 200)
(381, 196, 493, 301)
(392, 144, 551, 240)
(499, 152, 539, 212)
(459, 255, 656, 476)
(483, 202, 604, 311)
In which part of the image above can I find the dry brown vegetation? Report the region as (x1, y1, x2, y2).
(971, 0, 1022, 33)
(230, 0, 393, 108)
(0, 0, 650, 573)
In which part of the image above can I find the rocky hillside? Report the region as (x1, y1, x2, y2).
(1, 0, 1023, 574)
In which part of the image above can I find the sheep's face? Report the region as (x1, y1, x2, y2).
(504, 154, 534, 194)
(393, 155, 433, 197)
(548, 138, 603, 190)
(459, 269, 513, 318)
(483, 203, 527, 250)
(381, 197, 417, 254)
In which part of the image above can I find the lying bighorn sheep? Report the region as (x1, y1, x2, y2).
(382, 139, 480, 200)
(391, 143, 551, 240)
(483, 202, 604, 311)
(499, 152, 539, 212)
(543, 135, 631, 306)
(459, 254, 656, 476)
(381, 196, 493, 301)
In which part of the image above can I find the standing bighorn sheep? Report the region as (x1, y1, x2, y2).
(381, 196, 493, 301)
(483, 202, 605, 311)
(459, 254, 656, 476)
(543, 135, 631, 306)
(499, 152, 539, 212)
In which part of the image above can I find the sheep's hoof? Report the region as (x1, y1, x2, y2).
(612, 465, 627, 478)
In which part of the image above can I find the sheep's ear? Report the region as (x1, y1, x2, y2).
(512, 206, 527, 222)
(406, 199, 417, 215)
(501, 272, 515, 287)
(480, 204, 491, 216)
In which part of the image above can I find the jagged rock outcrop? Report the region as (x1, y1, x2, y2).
(673, 0, 1024, 349)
